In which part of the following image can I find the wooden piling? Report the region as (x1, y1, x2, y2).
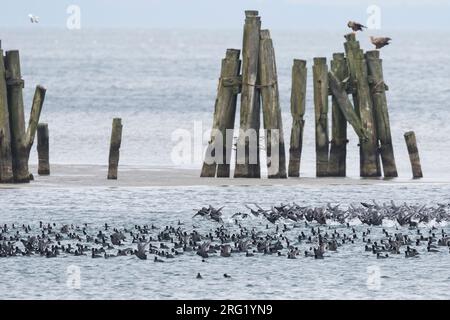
(404, 131, 423, 178)
(37, 123, 49, 175)
(5, 50, 27, 182)
(0, 50, 14, 183)
(216, 50, 242, 178)
(328, 53, 348, 177)
(107, 118, 122, 180)
(366, 50, 398, 177)
(201, 49, 241, 178)
(234, 10, 261, 178)
(328, 72, 367, 140)
(344, 34, 381, 177)
(259, 30, 286, 178)
(5, 51, 46, 182)
(313, 57, 329, 177)
(288, 59, 307, 177)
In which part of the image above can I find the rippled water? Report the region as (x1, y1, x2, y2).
(0, 29, 450, 299)
(1, 184, 450, 299)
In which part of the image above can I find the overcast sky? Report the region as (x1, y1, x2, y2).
(1, 0, 449, 29)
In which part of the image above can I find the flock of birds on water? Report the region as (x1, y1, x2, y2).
(2, 200, 450, 279)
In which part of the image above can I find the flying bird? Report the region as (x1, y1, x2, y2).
(370, 36, 392, 49)
(347, 21, 366, 32)
(28, 14, 40, 23)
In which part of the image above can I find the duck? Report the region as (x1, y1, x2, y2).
(405, 248, 419, 258)
(91, 248, 102, 258)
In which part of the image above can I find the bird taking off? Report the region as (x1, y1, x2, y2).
(370, 36, 392, 49)
(28, 14, 40, 23)
(347, 21, 366, 32)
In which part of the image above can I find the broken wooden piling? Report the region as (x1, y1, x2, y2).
(234, 10, 261, 178)
(216, 50, 241, 178)
(201, 49, 241, 178)
(0, 49, 13, 183)
(328, 53, 348, 177)
(313, 57, 329, 177)
(0, 46, 46, 184)
(107, 118, 122, 180)
(5, 50, 46, 183)
(366, 50, 398, 177)
(288, 59, 307, 177)
(37, 123, 49, 175)
(404, 131, 423, 178)
(344, 34, 380, 177)
(5, 50, 28, 182)
(5, 52, 46, 182)
(328, 72, 367, 140)
(259, 30, 286, 178)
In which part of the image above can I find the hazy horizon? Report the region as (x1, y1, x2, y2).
(1, 0, 450, 30)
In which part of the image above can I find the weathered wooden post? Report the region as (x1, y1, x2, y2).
(37, 123, 49, 175)
(234, 10, 261, 178)
(216, 50, 241, 178)
(5, 50, 46, 183)
(313, 57, 329, 177)
(328, 53, 348, 177)
(288, 59, 307, 177)
(328, 71, 367, 140)
(107, 118, 122, 180)
(0, 50, 14, 183)
(259, 30, 286, 178)
(366, 50, 398, 177)
(404, 131, 423, 178)
(5, 50, 27, 182)
(108, 118, 122, 180)
(344, 34, 381, 177)
(201, 49, 241, 178)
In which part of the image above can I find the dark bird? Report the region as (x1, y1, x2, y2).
(196, 272, 203, 279)
(220, 245, 231, 257)
(348, 21, 366, 32)
(370, 36, 392, 49)
(91, 248, 102, 258)
(377, 253, 389, 259)
(134, 241, 149, 260)
(427, 246, 439, 253)
(223, 273, 231, 278)
(110, 232, 125, 245)
(196, 241, 210, 259)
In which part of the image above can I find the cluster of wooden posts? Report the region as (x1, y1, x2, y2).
(201, 10, 287, 179)
(201, 11, 423, 179)
(0, 40, 48, 184)
(0, 40, 123, 183)
(0, 14, 424, 183)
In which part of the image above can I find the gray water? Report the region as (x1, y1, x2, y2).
(1, 28, 450, 299)
(1, 184, 450, 299)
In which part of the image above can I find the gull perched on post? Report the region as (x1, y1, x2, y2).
(28, 14, 40, 23)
